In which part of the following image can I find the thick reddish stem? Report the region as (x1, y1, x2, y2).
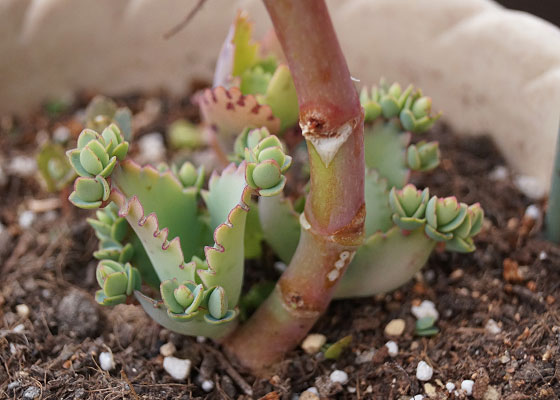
(224, 0, 365, 373)
(265, 0, 364, 235)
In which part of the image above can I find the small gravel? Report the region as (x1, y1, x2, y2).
(416, 361, 433, 381)
(159, 342, 176, 357)
(329, 369, 349, 384)
(524, 204, 541, 220)
(485, 319, 501, 335)
(163, 356, 192, 381)
(201, 379, 214, 392)
(384, 318, 405, 336)
(23, 386, 41, 399)
(461, 380, 474, 396)
(446, 382, 456, 392)
(385, 341, 399, 357)
(301, 333, 327, 355)
(411, 300, 439, 320)
(99, 351, 115, 371)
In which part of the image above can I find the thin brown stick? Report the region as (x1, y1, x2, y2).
(163, 0, 208, 39)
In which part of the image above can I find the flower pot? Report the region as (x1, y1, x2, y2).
(1, 0, 559, 191)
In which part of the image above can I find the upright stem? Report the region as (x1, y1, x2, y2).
(546, 126, 560, 243)
(224, 0, 365, 373)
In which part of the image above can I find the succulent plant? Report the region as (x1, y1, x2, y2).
(195, 11, 298, 155)
(63, 2, 485, 373)
(84, 96, 132, 141)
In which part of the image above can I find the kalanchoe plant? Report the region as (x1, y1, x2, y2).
(65, 0, 484, 374)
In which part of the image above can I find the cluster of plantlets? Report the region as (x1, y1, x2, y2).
(63, 0, 485, 373)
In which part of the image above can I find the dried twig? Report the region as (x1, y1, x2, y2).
(164, 0, 208, 39)
(203, 344, 253, 396)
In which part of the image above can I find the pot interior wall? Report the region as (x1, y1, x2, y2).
(1, 0, 559, 191)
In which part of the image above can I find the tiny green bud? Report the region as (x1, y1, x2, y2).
(178, 162, 198, 187)
(208, 286, 228, 320)
(252, 161, 281, 189)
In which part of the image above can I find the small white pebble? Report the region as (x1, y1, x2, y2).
(446, 382, 455, 392)
(409, 395, 424, 400)
(539, 251, 548, 260)
(201, 379, 214, 392)
(18, 211, 36, 228)
(514, 175, 546, 200)
(163, 356, 192, 381)
(524, 204, 541, 220)
(489, 165, 508, 181)
(99, 351, 115, 371)
(16, 304, 30, 318)
(10, 343, 17, 354)
(329, 369, 349, 385)
(138, 133, 165, 163)
(196, 336, 207, 343)
(347, 386, 356, 393)
(355, 348, 375, 364)
(461, 380, 474, 396)
(384, 319, 406, 336)
(411, 300, 439, 321)
(13, 324, 25, 333)
(385, 341, 399, 357)
(301, 333, 326, 355)
(416, 361, 433, 381)
(485, 319, 501, 335)
(53, 126, 71, 143)
(159, 342, 176, 357)
(9, 156, 36, 177)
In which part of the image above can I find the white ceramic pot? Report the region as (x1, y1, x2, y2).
(1, 0, 559, 191)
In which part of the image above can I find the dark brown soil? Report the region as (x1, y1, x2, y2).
(1, 93, 559, 400)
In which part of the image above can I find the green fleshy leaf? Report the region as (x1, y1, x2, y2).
(240, 65, 271, 95)
(167, 120, 204, 150)
(113, 108, 133, 141)
(79, 145, 104, 176)
(424, 223, 453, 242)
(252, 160, 281, 189)
(208, 286, 228, 319)
(96, 290, 126, 306)
(199, 163, 252, 306)
(244, 200, 264, 259)
(75, 177, 104, 202)
(135, 291, 238, 339)
(203, 309, 238, 325)
(37, 142, 76, 192)
(260, 65, 299, 131)
(161, 279, 184, 314)
(257, 176, 286, 197)
(231, 12, 259, 77)
(258, 194, 301, 264)
(364, 169, 393, 236)
(335, 227, 436, 298)
(111, 161, 211, 283)
(174, 285, 194, 308)
(445, 236, 475, 253)
(104, 271, 128, 297)
(68, 191, 102, 209)
(323, 335, 352, 360)
(364, 121, 410, 189)
(77, 129, 99, 150)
